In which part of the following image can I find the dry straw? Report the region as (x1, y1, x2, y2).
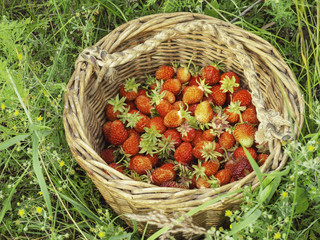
(63, 12, 304, 236)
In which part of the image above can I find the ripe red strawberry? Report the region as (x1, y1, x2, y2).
(178, 122, 196, 142)
(191, 129, 204, 147)
(192, 141, 221, 161)
(176, 66, 191, 83)
(155, 65, 175, 80)
(122, 134, 140, 156)
(215, 169, 231, 186)
(162, 78, 181, 96)
(194, 176, 210, 189)
(160, 90, 176, 104)
(102, 121, 112, 142)
(202, 64, 220, 85)
(156, 99, 173, 118)
(202, 160, 220, 177)
(108, 162, 124, 173)
(218, 131, 235, 150)
(224, 107, 239, 124)
(231, 156, 253, 180)
(129, 110, 150, 133)
(188, 103, 198, 116)
(194, 100, 214, 123)
(135, 95, 153, 115)
(163, 129, 182, 148)
(129, 155, 152, 175)
(202, 129, 216, 141)
(109, 120, 128, 145)
(224, 159, 235, 170)
(160, 181, 188, 189)
(233, 147, 257, 160)
(232, 89, 252, 107)
(215, 142, 224, 160)
(172, 101, 186, 111)
(101, 148, 116, 164)
(234, 123, 255, 148)
(152, 167, 176, 185)
(258, 153, 269, 166)
(220, 72, 240, 93)
(138, 89, 147, 96)
(174, 142, 194, 165)
(163, 109, 184, 128)
(125, 101, 137, 111)
(119, 78, 140, 102)
(210, 84, 227, 106)
(146, 154, 159, 167)
(182, 85, 203, 104)
(146, 116, 167, 134)
(242, 107, 259, 125)
(127, 128, 140, 138)
(188, 75, 202, 86)
(105, 104, 120, 121)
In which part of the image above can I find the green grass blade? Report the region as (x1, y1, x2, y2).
(0, 133, 31, 151)
(32, 133, 53, 217)
(0, 162, 31, 222)
(228, 209, 262, 236)
(242, 146, 263, 186)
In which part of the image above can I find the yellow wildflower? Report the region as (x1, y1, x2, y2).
(274, 232, 281, 239)
(18, 209, 25, 217)
(36, 207, 43, 214)
(98, 231, 105, 238)
(37, 116, 43, 121)
(60, 161, 65, 167)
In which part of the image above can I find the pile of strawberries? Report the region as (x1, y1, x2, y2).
(101, 62, 269, 189)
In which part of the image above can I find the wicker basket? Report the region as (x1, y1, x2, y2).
(63, 12, 304, 236)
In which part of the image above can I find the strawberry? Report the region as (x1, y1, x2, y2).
(160, 162, 176, 171)
(146, 154, 159, 167)
(129, 155, 152, 175)
(162, 78, 181, 95)
(201, 64, 220, 85)
(108, 162, 124, 173)
(220, 72, 240, 93)
(258, 153, 269, 166)
(194, 176, 210, 189)
(129, 110, 150, 133)
(135, 95, 153, 115)
(101, 148, 116, 164)
(188, 75, 202, 86)
(176, 65, 191, 83)
(224, 107, 239, 124)
(160, 90, 176, 104)
(192, 141, 222, 161)
(233, 123, 255, 148)
(109, 120, 128, 145)
(188, 103, 198, 116)
(163, 109, 184, 128)
(127, 128, 140, 138)
(106, 94, 127, 120)
(215, 169, 231, 185)
(224, 159, 235, 170)
(160, 181, 188, 189)
(152, 167, 176, 185)
(182, 86, 203, 104)
(194, 100, 214, 123)
(218, 131, 235, 150)
(138, 89, 147, 96)
(210, 84, 227, 106)
(119, 78, 140, 102)
(172, 101, 186, 111)
(125, 101, 137, 111)
(242, 107, 259, 125)
(214, 142, 224, 160)
(146, 116, 167, 134)
(122, 134, 140, 156)
(156, 99, 172, 118)
(191, 129, 204, 147)
(233, 147, 257, 161)
(202, 160, 220, 177)
(105, 104, 121, 121)
(102, 121, 112, 142)
(232, 89, 252, 107)
(231, 156, 253, 180)
(163, 129, 182, 148)
(155, 65, 175, 80)
(174, 142, 194, 165)
(202, 129, 216, 141)
(177, 122, 196, 142)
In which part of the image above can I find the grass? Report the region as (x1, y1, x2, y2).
(0, 0, 319, 239)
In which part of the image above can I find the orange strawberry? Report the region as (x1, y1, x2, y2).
(105, 104, 120, 121)
(174, 142, 194, 165)
(129, 110, 150, 133)
(215, 169, 231, 186)
(155, 65, 175, 80)
(146, 116, 167, 134)
(242, 107, 259, 125)
(125, 101, 137, 111)
(106, 94, 127, 120)
(138, 89, 147, 96)
(194, 100, 214, 123)
(152, 167, 176, 185)
(119, 78, 140, 102)
(232, 89, 252, 107)
(220, 72, 240, 93)
(191, 129, 204, 147)
(182, 85, 203, 104)
(162, 78, 181, 96)
(258, 153, 269, 166)
(202, 129, 216, 141)
(122, 134, 140, 156)
(214, 142, 224, 160)
(194, 176, 210, 189)
(202, 160, 220, 177)
(201, 64, 220, 85)
(156, 99, 173, 118)
(224, 107, 239, 124)
(192, 141, 221, 161)
(233, 123, 255, 148)
(102, 121, 112, 142)
(233, 147, 257, 160)
(160, 90, 176, 104)
(176, 65, 191, 83)
(163, 109, 184, 128)
(109, 120, 128, 145)
(129, 155, 152, 175)
(177, 122, 196, 142)
(101, 148, 116, 164)
(231, 156, 253, 180)
(210, 84, 227, 106)
(135, 95, 153, 115)
(218, 131, 235, 150)
(172, 101, 186, 111)
(146, 154, 159, 167)
(163, 129, 182, 148)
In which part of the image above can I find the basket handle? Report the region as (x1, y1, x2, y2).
(76, 20, 292, 143)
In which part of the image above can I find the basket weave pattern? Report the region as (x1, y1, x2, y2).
(63, 12, 304, 235)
